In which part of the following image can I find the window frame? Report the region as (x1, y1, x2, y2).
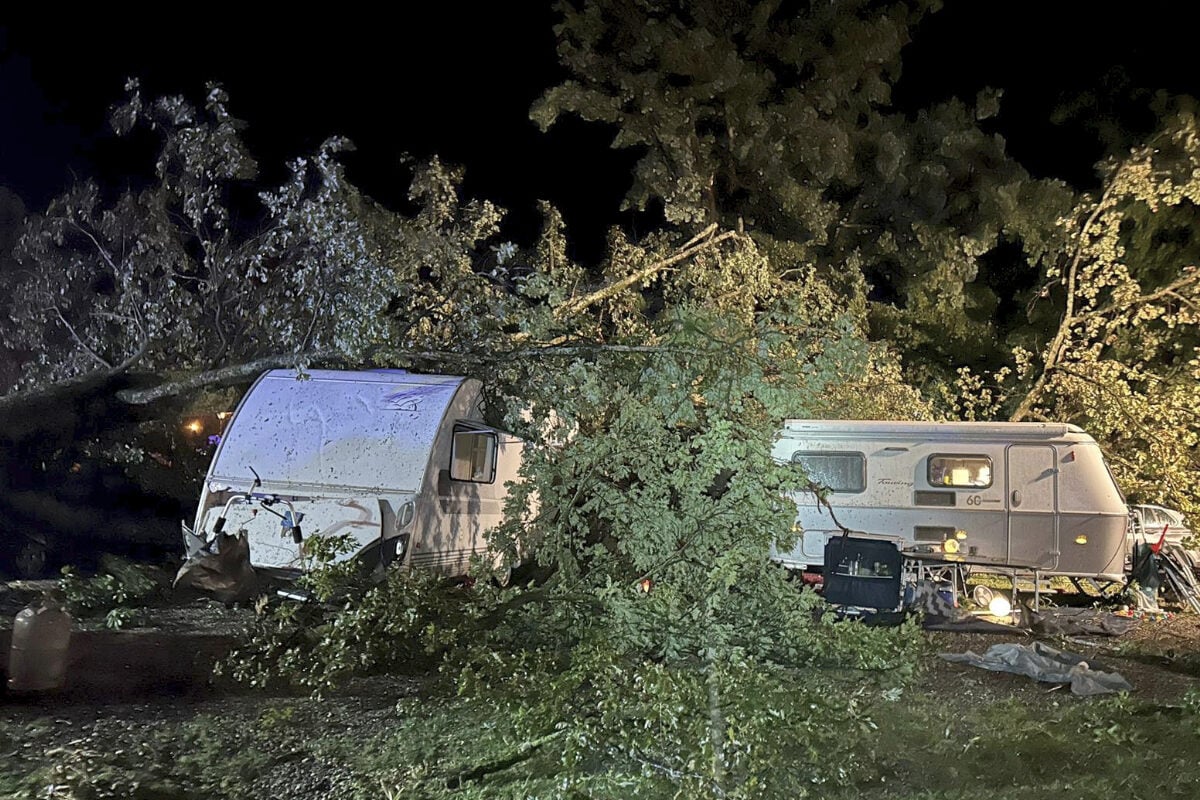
(449, 424, 499, 484)
(791, 450, 867, 494)
(927, 454, 993, 489)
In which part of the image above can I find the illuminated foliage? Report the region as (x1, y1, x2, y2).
(230, 218, 926, 795)
(1004, 113, 1200, 516)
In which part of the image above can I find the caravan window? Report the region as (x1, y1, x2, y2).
(791, 451, 866, 493)
(451, 428, 498, 483)
(928, 455, 992, 488)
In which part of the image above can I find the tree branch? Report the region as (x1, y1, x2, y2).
(0, 337, 149, 417)
(445, 730, 566, 790)
(68, 218, 122, 276)
(113, 348, 347, 404)
(1011, 183, 1119, 422)
(49, 306, 111, 369)
(3, 330, 704, 414)
(111, 336, 152, 375)
(552, 226, 742, 320)
(1076, 272, 1200, 328)
(1052, 363, 1200, 425)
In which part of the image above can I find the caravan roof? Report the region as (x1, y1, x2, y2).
(208, 369, 474, 494)
(780, 419, 1088, 441)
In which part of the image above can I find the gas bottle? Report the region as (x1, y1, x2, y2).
(7, 591, 72, 692)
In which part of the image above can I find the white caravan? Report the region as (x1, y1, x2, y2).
(771, 420, 1130, 581)
(187, 369, 523, 577)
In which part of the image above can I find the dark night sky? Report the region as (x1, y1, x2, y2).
(0, 6, 637, 259)
(3, 2, 1199, 258)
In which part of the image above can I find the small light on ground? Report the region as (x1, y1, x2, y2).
(988, 595, 1012, 617)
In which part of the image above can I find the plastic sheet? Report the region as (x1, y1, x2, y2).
(173, 532, 258, 603)
(940, 641, 1133, 696)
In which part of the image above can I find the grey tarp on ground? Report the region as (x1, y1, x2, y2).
(940, 641, 1133, 696)
(1028, 607, 1138, 637)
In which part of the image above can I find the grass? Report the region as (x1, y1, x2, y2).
(4, 611, 1200, 800)
(5, 676, 1200, 800)
(0, 707, 302, 800)
(311, 682, 1200, 799)
(316, 698, 570, 799)
(864, 692, 1200, 798)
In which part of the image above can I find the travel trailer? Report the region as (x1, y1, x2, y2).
(185, 369, 523, 577)
(770, 420, 1130, 581)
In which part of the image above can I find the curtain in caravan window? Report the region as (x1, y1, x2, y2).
(791, 452, 866, 493)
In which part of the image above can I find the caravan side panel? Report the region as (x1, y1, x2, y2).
(1051, 443, 1128, 578)
(409, 381, 524, 576)
(774, 436, 1010, 570)
(771, 421, 1130, 580)
(207, 370, 461, 494)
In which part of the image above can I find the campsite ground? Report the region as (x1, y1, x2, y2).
(2, 578, 1199, 799)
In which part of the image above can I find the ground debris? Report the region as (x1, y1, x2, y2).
(941, 640, 1133, 696)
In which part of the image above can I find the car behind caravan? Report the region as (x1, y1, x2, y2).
(1130, 504, 1193, 548)
(771, 420, 1130, 581)
(186, 369, 522, 578)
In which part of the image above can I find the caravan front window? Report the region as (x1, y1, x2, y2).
(928, 455, 992, 488)
(451, 428, 498, 483)
(791, 451, 866, 493)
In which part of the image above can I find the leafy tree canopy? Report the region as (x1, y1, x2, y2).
(998, 113, 1200, 516)
(533, 0, 1200, 516)
(532, 0, 1076, 374)
(0, 83, 502, 412)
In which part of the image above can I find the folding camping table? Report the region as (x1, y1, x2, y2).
(902, 549, 1048, 619)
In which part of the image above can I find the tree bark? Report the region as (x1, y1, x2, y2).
(0, 338, 149, 417)
(551, 225, 743, 320)
(113, 350, 346, 405)
(1, 335, 711, 414)
(704, 648, 729, 798)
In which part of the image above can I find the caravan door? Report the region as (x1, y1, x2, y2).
(1006, 444, 1059, 569)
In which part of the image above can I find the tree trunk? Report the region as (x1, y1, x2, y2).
(704, 647, 729, 797)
